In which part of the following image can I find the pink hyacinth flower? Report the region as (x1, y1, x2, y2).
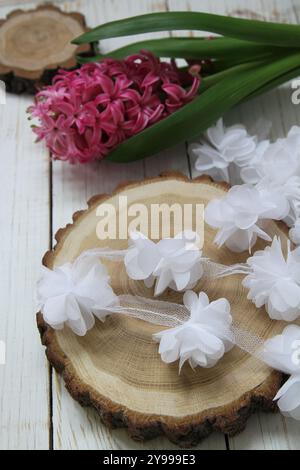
(29, 51, 200, 164)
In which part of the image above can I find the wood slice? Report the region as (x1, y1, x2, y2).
(37, 173, 295, 447)
(0, 5, 94, 94)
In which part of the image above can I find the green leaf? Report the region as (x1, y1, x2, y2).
(100, 37, 281, 60)
(105, 53, 300, 162)
(247, 66, 300, 100)
(72, 11, 300, 48)
(200, 59, 268, 91)
(208, 51, 283, 73)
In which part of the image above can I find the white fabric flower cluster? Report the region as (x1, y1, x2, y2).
(37, 249, 119, 335)
(241, 126, 300, 185)
(124, 231, 204, 295)
(205, 184, 289, 252)
(243, 237, 300, 321)
(262, 325, 300, 419)
(189, 118, 270, 184)
(245, 127, 300, 227)
(153, 291, 233, 370)
(190, 120, 300, 231)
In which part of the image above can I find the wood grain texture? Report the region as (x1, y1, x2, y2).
(1, 0, 300, 450)
(0, 77, 50, 448)
(0, 2, 96, 94)
(0, 5, 90, 79)
(39, 174, 293, 448)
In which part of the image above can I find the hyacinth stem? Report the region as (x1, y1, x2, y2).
(105, 52, 300, 162)
(73, 11, 300, 48)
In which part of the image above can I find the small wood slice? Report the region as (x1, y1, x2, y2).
(37, 173, 295, 447)
(0, 4, 95, 94)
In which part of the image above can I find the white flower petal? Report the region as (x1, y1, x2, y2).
(38, 250, 119, 335)
(290, 219, 300, 245)
(173, 271, 191, 291)
(275, 375, 300, 419)
(235, 212, 258, 230)
(206, 184, 289, 253)
(153, 291, 233, 370)
(125, 231, 204, 295)
(245, 238, 300, 321)
(183, 290, 199, 311)
(262, 325, 300, 375)
(190, 119, 267, 185)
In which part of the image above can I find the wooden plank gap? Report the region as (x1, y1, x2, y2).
(48, 155, 54, 451)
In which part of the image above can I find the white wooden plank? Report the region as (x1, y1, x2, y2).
(0, 0, 69, 7)
(51, 0, 218, 451)
(169, 0, 300, 450)
(0, 78, 50, 447)
(0, 1, 41, 5)
(144, 144, 190, 177)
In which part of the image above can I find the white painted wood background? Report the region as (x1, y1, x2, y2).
(0, 0, 300, 450)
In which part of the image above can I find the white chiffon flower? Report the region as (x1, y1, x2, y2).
(290, 219, 300, 245)
(189, 118, 268, 184)
(153, 291, 233, 370)
(242, 126, 300, 183)
(205, 184, 289, 252)
(241, 127, 300, 224)
(124, 231, 160, 282)
(124, 231, 204, 296)
(262, 325, 300, 419)
(255, 177, 300, 230)
(37, 249, 119, 335)
(239, 140, 270, 184)
(243, 237, 300, 321)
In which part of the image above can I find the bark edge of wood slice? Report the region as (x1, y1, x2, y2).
(0, 4, 94, 94)
(37, 172, 291, 447)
